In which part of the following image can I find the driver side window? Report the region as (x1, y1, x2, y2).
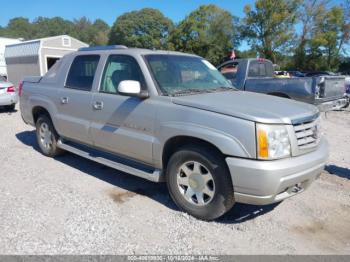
(100, 55, 145, 94)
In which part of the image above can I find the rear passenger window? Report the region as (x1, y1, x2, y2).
(44, 59, 62, 80)
(66, 55, 100, 91)
(248, 61, 268, 77)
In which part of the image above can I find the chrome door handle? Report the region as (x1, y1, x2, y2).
(61, 97, 69, 104)
(93, 101, 103, 110)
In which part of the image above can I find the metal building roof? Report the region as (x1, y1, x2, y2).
(4, 35, 88, 59)
(4, 40, 40, 58)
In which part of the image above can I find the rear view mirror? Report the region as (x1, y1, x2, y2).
(117, 80, 149, 99)
(118, 80, 141, 95)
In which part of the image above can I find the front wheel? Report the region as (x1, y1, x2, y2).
(36, 115, 64, 157)
(166, 145, 235, 221)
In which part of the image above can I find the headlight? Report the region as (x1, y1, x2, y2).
(256, 124, 291, 160)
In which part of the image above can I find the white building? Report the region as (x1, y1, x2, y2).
(0, 37, 22, 77)
(5, 35, 88, 86)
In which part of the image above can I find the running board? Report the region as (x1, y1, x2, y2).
(57, 140, 163, 182)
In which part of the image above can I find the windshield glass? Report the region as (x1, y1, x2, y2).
(145, 55, 234, 96)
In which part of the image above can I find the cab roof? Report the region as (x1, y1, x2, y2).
(75, 45, 199, 57)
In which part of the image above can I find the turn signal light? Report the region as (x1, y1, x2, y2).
(257, 129, 268, 158)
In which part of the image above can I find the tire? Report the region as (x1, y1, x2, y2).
(35, 115, 64, 157)
(5, 104, 15, 111)
(166, 145, 235, 221)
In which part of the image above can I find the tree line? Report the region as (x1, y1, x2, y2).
(0, 16, 110, 46)
(0, 0, 349, 72)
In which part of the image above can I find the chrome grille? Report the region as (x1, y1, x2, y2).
(293, 117, 320, 150)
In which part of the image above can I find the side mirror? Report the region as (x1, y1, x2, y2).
(117, 80, 149, 98)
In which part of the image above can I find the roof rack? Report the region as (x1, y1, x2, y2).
(78, 45, 128, 51)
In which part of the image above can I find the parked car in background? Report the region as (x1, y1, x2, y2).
(343, 76, 350, 108)
(20, 46, 328, 220)
(218, 58, 347, 111)
(0, 75, 17, 111)
(345, 76, 350, 93)
(274, 71, 290, 78)
(287, 71, 305, 77)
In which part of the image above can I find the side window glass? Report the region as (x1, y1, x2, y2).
(100, 55, 145, 94)
(220, 63, 238, 80)
(248, 61, 267, 77)
(66, 55, 100, 91)
(44, 59, 62, 79)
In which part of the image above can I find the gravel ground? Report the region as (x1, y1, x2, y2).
(0, 106, 349, 255)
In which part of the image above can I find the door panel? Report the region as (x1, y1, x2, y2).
(55, 88, 94, 144)
(90, 54, 155, 164)
(54, 54, 100, 144)
(90, 94, 156, 164)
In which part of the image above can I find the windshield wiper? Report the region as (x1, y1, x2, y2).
(207, 86, 237, 92)
(169, 86, 237, 97)
(170, 88, 208, 96)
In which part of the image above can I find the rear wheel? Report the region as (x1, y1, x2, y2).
(166, 145, 235, 221)
(35, 115, 64, 157)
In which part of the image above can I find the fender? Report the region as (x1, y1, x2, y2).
(153, 121, 253, 167)
(28, 94, 59, 130)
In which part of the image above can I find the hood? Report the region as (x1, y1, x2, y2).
(172, 91, 319, 124)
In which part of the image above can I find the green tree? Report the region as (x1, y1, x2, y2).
(293, 0, 328, 70)
(293, 0, 350, 71)
(0, 16, 110, 46)
(235, 49, 258, 59)
(32, 17, 75, 38)
(169, 5, 239, 65)
(241, 0, 300, 63)
(4, 17, 34, 40)
(308, 5, 349, 70)
(72, 16, 93, 44)
(109, 8, 173, 49)
(90, 19, 110, 46)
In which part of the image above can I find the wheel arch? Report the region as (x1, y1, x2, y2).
(31, 105, 60, 135)
(162, 136, 225, 171)
(32, 106, 51, 124)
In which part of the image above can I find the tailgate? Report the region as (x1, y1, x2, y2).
(23, 76, 42, 83)
(322, 76, 345, 99)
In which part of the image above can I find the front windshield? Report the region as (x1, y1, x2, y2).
(145, 55, 234, 96)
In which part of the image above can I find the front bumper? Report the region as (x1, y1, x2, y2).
(317, 97, 348, 111)
(0, 92, 18, 106)
(226, 138, 328, 205)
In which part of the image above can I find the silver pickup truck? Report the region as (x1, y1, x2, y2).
(218, 59, 347, 111)
(20, 46, 329, 220)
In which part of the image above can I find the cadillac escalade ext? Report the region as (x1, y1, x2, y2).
(19, 46, 329, 220)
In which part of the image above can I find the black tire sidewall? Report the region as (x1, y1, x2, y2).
(166, 146, 235, 220)
(36, 115, 61, 157)
(5, 104, 15, 111)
